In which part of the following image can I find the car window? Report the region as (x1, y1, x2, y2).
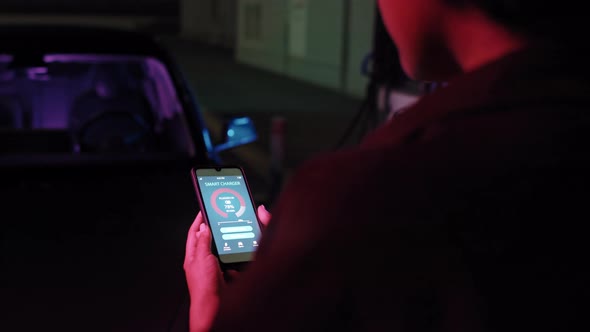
(0, 54, 196, 160)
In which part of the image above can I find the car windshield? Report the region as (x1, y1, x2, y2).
(0, 53, 196, 163)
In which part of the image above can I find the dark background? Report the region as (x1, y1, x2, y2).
(0, 2, 390, 330)
(0, 0, 179, 16)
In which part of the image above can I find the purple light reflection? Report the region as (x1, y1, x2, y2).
(3, 53, 193, 143)
(44, 54, 146, 63)
(29, 67, 49, 74)
(27, 67, 50, 81)
(0, 54, 13, 62)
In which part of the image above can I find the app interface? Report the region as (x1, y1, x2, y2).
(197, 175, 261, 255)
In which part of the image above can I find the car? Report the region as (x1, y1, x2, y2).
(0, 25, 256, 331)
(0, 24, 258, 163)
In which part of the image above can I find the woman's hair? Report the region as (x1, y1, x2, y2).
(444, 0, 583, 41)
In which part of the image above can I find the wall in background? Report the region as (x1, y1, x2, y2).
(234, 0, 374, 97)
(235, 0, 289, 74)
(181, 0, 237, 49)
(284, 0, 344, 90)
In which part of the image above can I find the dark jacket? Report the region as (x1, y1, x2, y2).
(212, 45, 590, 331)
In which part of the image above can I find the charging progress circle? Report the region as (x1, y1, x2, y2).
(210, 188, 247, 218)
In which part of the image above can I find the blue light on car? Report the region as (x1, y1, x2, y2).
(202, 128, 214, 151)
(233, 118, 251, 126)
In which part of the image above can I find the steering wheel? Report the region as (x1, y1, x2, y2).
(74, 110, 153, 153)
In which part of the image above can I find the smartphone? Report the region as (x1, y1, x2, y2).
(191, 166, 263, 269)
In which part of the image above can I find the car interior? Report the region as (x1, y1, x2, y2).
(0, 54, 197, 162)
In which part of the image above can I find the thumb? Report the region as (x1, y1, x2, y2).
(258, 205, 272, 227)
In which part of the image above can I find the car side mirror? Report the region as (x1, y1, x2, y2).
(214, 117, 258, 153)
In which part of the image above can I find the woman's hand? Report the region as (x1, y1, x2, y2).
(184, 212, 223, 332)
(184, 205, 272, 331)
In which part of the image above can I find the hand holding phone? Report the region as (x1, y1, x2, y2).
(191, 166, 264, 270)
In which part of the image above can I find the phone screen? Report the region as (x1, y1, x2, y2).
(194, 168, 262, 264)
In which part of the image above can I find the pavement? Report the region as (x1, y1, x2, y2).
(158, 37, 364, 204)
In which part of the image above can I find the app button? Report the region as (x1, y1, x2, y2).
(223, 242, 231, 251)
(238, 241, 244, 248)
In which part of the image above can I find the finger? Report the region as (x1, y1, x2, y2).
(196, 222, 213, 260)
(184, 212, 203, 265)
(258, 205, 272, 227)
